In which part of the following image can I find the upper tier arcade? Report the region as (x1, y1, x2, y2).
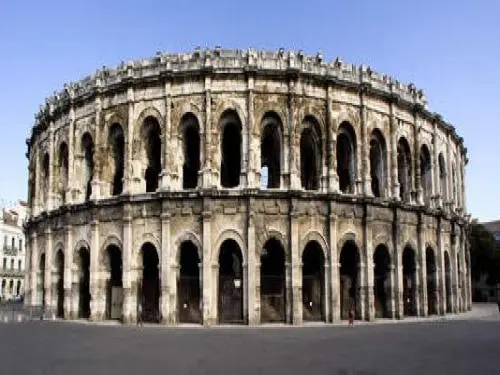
(25, 48, 468, 219)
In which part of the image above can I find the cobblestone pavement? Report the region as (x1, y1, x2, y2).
(0, 304, 499, 375)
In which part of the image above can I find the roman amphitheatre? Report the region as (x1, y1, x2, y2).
(24, 48, 471, 325)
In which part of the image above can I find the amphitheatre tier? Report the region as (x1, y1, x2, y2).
(24, 48, 471, 325)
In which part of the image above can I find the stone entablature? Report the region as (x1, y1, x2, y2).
(23, 49, 471, 325)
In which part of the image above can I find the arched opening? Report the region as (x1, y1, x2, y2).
(38, 253, 46, 308)
(178, 241, 201, 324)
(369, 129, 387, 197)
(220, 111, 242, 188)
(397, 137, 412, 203)
(142, 117, 162, 192)
(109, 124, 125, 196)
(81, 133, 94, 201)
(181, 114, 201, 189)
(373, 244, 391, 318)
(218, 239, 244, 324)
(55, 250, 64, 318)
(426, 247, 437, 315)
(58, 143, 69, 204)
(42, 153, 50, 206)
(261, 113, 282, 189)
(444, 251, 452, 313)
(337, 122, 357, 194)
(105, 245, 123, 320)
(302, 241, 325, 322)
(140, 242, 160, 323)
(78, 247, 91, 319)
(339, 240, 360, 319)
(300, 117, 322, 190)
(452, 163, 457, 205)
(16, 280, 21, 296)
(438, 153, 446, 202)
(1, 279, 5, 297)
(402, 246, 417, 316)
(9, 280, 13, 295)
(420, 145, 432, 205)
(260, 239, 286, 323)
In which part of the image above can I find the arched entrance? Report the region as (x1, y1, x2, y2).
(105, 245, 123, 320)
(16, 280, 21, 296)
(260, 239, 286, 323)
(302, 241, 325, 322)
(218, 239, 244, 324)
(38, 253, 46, 309)
(178, 241, 201, 324)
(402, 246, 417, 316)
(339, 240, 360, 320)
(78, 247, 91, 319)
(55, 250, 64, 318)
(373, 244, 391, 318)
(444, 251, 452, 313)
(426, 247, 437, 315)
(140, 243, 160, 323)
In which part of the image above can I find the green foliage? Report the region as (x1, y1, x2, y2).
(469, 223, 500, 284)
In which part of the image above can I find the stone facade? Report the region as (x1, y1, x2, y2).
(24, 48, 471, 324)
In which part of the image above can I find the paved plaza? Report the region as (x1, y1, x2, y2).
(0, 304, 499, 375)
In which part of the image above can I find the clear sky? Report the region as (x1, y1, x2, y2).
(0, 0, 498, 221)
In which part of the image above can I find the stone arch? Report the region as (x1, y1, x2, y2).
(260, 111, 284, 189)
(373, 233, 394, 264)
(179, 112, 201, 189)
(402, 244, 417, 316)
(299, 115, 323, 190)
(369, 128, 388, 197)
(334, 109, 360, 134)
(420, 143, 432, 205)
(135, 233, 161, 268)
(257, 229, 287, 260)
(300, 230, 328, 260)
(173, 104, 204, 138)
(212, 228, 246, 266)
(426, 245, 438, 315)
(214, 99, 247, 132)
(397, 136, 412, 203)
(107, 122, 126, 196)
(135, 106, 164, 137)
(257, 107, 288, 136)
(99, 234, 123, 268)
(105, 112, 126, 135)
(72, 239, 90, 266)
(219, 108, 243, 188)
(302, 239, 326, 322)
(337, 230, 363, 261)
(373, 243, 392, 318)
(338, 237, 361, 319)
(174, 231, 203, 264)
(337, 121, 357, 194)
(52, 242, 65, 270)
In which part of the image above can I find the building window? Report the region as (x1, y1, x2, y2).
(2, 258, 5, 269)
(18, 260, 21, 270)
(10, 259, 14, 270)
(11, 237, 14, 249)
(19, 239, 22, 251)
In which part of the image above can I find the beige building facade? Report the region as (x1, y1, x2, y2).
(24, 48, 471, 324)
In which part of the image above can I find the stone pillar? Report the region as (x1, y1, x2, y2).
(288, 80, 300, 189)
(389, 101, 400, 199)
(323, 263, 331, 321)
(160, 81, 172, 190)
(357, 263, 366, 320)
(417, 216, 427, 317)
(64, 225, 73, 318)
(29, 233, 38, 307)
(414, 263, 422, 316)
(89, 220, 101, 321)
(47, 124, 56, 211)
(201, 206, 213, 325)
(44, 229, 53, 317)
(91, 96, 102, 200)
(432, 123, 439, 208)
(124, 87, 134, 194)
(246, 75, 256, 188)
(202, 76, 216, 188)
(290, 207, 301, 324)
(122, 207, 133, 323)
(393, 213, 404, 319)
(445, 135, 453, 213)
(66, 95, 75, 205)
(160, 211, 171, 324)
(364, 206, 375, 321)
(359, 85, 371, 196)
(414, 112, 422, 205)
(326, 85, 338, 193)
(388, 264, 396, 318)
(247, 205, 258, 325)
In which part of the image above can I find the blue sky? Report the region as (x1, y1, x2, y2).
(0, 0, 498, 221)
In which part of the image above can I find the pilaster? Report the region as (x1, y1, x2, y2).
(414, 111, 422, 205)
(326, 85, 338, 193)
(364, 205, 375, 321)
(290, 203, 301, 324)
(90, 95, 103, 200)
(89, 219, 101, 320)
(201, 202, 214, 325)
(432, 123, 439, 208)
(288, 79, 300, 189)
(64, 225, 73, 318)
(44, 228, 53, 317)
(417, 214, 427, 316)
(389, 100, 400, 199)
(388, 264, 396, 318)
(393, 208, 404, 319)
(29, 233, 38, 307)
(359, 84, 371, 196)
(247, 202, 258, 325)
(328, 208, 340, 322)
(124, 87, 135, 194)
(245, 74, 255, 187)
(160, 211, 171, 323)
(67, 103, 76, 204)
(122, 205, 133, 323)
(160, 80, 172, 190)
(47, 123, 56, 211)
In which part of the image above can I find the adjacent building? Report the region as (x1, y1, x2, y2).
(0, 200, 28, 301)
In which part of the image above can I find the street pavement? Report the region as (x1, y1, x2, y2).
(0, 304, 499, 375)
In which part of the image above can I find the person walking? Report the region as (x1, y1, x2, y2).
(348, 302, 355, 327)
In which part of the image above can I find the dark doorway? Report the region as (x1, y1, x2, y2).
(78, 247, 91, 319)
(39, 253, 46, 309)
(109, 124, 125, 195)
(373, 245, 391, 318)
(420, 145, 432, 205)
(445, 252, 452, 313)
(369, 130, 386, 198)
(403, 246, 417, 316)
(260, 239, 286, 323)
(261, 113, 282, 189)
(337, 122, 356, 194)
(140, 243, 160, 323)
(300, 117, 321, 190)
(58, 143, 69, 204)
(105, 245, 123, 320)
(182, 115, 201, 189)
(339, 240, 360, 319)
(178, 241, 201, 324)
(397, 137, 412, 203)
(82, 133, 94, 201)
(218, 239, 244, 324)
(426, 247, 437, 315)
(143, 117, 162, 192)
(220, 111, 242, 188)
(302, 241, 325, 322)
(55, 250, 64, 318)
(438, 153, 447, 201)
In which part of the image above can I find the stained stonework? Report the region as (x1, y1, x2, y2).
(24, 49, 471, 325)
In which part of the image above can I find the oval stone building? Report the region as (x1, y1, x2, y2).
(24, 48, 471, 325)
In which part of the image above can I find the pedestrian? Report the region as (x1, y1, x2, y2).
(137, 300, 143, 326)
(348, 302, 355, 327)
